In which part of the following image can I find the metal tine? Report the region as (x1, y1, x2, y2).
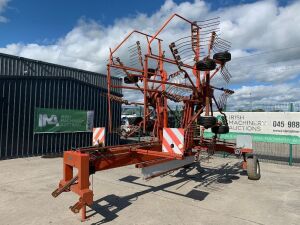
(128, 41, 140, 49)
(223, 66, 232, 79)
(198, 19, 220, 26)
(214, 43, 231, 50)
(215, 39, 231, 47)
(128, 46, 137, 52)
(201, 28, 221, 34)
(215, 35, 232, 44)
(174, 35, 192, 43)
(176, 40, 192, 47)
(199, 36, 213, 40)
(199, 23, 220, 29)
(214, 46, 230, 52)
(218, 94, 225, 106)
(200, 23, 220, 28)
(179, 51, 194, 58)
(129, 51, 139, 57)
(213, 44, 229, 51)
(182, 57, 197, 63)
(177, 42, 207, 50)
(177, 47, 194, 55)
(129, 56, 138, 61)
(196, 17, 220, 23)
(221, 71, 229, 83)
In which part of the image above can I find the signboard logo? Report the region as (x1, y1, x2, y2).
(38, 114, 59, 127)
(34, 108, 94, 133)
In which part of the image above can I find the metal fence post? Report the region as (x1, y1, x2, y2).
(289, 144, 293, 166)
(289, 103, 293, 166)
(138, 106, 142, 142)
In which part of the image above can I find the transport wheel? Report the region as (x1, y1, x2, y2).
(196, 58, 216, 71)
(213, 51, 231, 63)
(211, 125, 229, 134)
(198, 116, 217, 128)
(124, 76, 138, 84)
(247, 155, 261, 180)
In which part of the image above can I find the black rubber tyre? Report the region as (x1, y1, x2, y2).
(247, 155, 261, 180)
(213, 51, 231, 63)
(147, 68, 156, 78)
(196, 58, 216, 71)
(124, 76, 138, 84)
(211, 125, 229, 134)
(198, 116, 217, 128)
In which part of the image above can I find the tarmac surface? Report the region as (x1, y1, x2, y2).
(0, 156, 299, 225)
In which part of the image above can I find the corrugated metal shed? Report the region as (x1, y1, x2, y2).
(0, 53, 122, 159)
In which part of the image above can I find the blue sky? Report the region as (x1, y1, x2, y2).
(0, 0, 299, 106)
(0, 0, 289, 46)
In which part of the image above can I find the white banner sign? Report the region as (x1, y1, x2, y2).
(215, 112, 300, 137)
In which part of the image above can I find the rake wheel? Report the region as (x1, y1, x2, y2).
(198, 116, 217, 128)
(195, 58, 216, 71)
(213, 51, 231, 63)
(211, 125, 229, 134)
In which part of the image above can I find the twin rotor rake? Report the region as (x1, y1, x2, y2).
(52, 14, 260, 222)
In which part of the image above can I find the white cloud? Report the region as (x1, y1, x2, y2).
(1, 0, 300, 106)
(0, 0, 9, 22)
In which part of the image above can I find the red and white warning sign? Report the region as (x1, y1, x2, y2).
(162, 128, 185, 155)
(93, 127, 105, 146)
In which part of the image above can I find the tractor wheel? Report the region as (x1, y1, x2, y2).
(247, 155, 261, 180)
(198, 116, 217, 128)
(196, 58, 216, 71)
(213, 51, 231, 63)
(124, 76, 138, 84)
(211, 125, 229, 134)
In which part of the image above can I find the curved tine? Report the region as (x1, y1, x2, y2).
(216, 40, 231, 47)
(128, 47, 138, 52)
(177, 42, 208, 50)
(222, 66, 232, 78)
(178, 47, 194, 54)
(198, 19, 220, 25)
(129, 56, 138, 61)
(196, 17, 220, 23)
(213, 44, 230, 51)
(199, 35, 213, 40)
(199, 23, 220, 29)
(180, 54, 194, 61)
(179, 56, 194, 63)
(181, 57, 195, 63)
(214, 41, 231, 49)
(213, 46, 228, 52)
(215, 35, 232, 44)
(173, 35, 192, 43)
(179, 50, 195, 58)
(175, 39, 192, 47)
(128, 42, 139, 49)
(213, 44, 229, 51)
(201, 28, 221, 35)
(130, 51, 139, 57)
(215, 38, 231, 47)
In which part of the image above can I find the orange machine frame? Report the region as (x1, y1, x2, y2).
(52, 14, 252, 221)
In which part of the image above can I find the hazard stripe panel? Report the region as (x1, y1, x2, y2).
(93, 127, 105, 146)
(162, 128, 185, 155)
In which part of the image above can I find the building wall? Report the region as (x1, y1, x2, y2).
(0, 53, 121, 159)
